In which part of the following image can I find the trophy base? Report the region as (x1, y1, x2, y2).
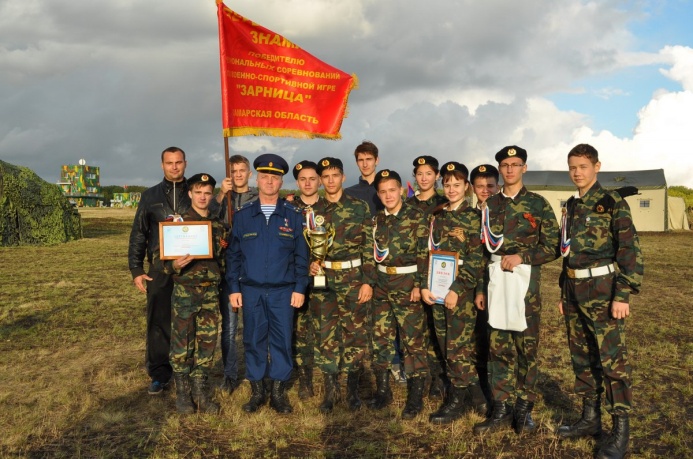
(313, 275, 327, 289)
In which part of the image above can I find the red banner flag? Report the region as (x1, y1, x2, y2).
(217, 2, 358, 139)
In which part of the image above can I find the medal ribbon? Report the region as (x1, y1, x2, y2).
(372, 223, 389, 263)
(428, 217, 440, 251)
(480, 204, 503, 253)
(560, 207, 571, 257)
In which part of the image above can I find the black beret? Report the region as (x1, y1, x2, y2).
(495, 146, 527, 163)
(412, 155, 439, 170)
(187, 173, 216, 188)
(470, 164, 499, 183)
(254, 153, 289, 176)
(316, 157, 344, 175)
(372, 169, 402, 189)
(292, 160, 318, 180)
(440, 161, 469, 178)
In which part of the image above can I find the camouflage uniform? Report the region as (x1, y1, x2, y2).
(163, 208, 228, 377)
(484, 187, 559, 403)
(407, 193, 449, 389)
(560, 182, 643, 414)
(372, 200, 430, 377)
(311, 194, 376, 374)
(290, 197, 319, 370)
(423, 201, 484, 389)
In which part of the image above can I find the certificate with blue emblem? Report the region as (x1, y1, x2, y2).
(428, 251, 459, 304)
(159, 221, 213, 260)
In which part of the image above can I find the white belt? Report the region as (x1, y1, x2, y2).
(566, 263, 616, 279)
(490, 254, 502, 262)
(377, 264, 417, 275)
(324, 259, 362, 270)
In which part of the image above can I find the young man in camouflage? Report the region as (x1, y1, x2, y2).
(370, 169, 430, 419)
(307, 157, 375, 413)
(470, 164, 500, 404)
(557, 144, 643, 459)
(164, 173, 228, 414)
(421, 161, 487, 424)
(473, 146, 559, 435)
(289, 160, 322, 400)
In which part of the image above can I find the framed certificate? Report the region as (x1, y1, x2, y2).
(427, 250, 459, 305)
(159, 221, 214, 260)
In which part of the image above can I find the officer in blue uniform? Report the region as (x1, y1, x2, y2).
(226, 153, 310, 414)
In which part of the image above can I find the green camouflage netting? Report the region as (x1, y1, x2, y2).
(0, 160, 82, 246)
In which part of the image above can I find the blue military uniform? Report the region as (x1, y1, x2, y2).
(225, 154, 309, 415)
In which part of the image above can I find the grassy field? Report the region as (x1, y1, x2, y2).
(0, 208, 691, 458)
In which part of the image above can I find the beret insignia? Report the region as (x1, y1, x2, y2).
(479, 166, 486, 172)
(446, 163, 455, 171)
(295, 164, 303, 171)
(321, 159, 329, 166)
(382, 170, 389, 177)
(201, 174, 209, 181)
(417, 157, 425, 165)
(508, 148, 516, 156)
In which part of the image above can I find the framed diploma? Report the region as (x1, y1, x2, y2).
(159, 221, 214, 260)
(427, 250, 459, 304)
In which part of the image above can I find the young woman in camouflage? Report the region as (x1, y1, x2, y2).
(407, 155, 448, 398)
(421, 161, 488, 424)
(369, 169, 430, 419)
(557, 144, 643, 459)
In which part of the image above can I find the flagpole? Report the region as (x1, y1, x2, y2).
(223, 136, 233, 226)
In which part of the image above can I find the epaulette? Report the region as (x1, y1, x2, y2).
(236, 201, 255, 213)
(594, 194, 616, 215)
(282, 200, 302, 214)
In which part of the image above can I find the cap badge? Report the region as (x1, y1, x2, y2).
(201, 174, 209, 181)
(479, 166, 486, 172)
(295, 164, 303, 171)
(417, 158, 425, 165)
(446, 164, 455, 171)
(321, 159, 329, 166)
(508, 148, 516, 156)
(381, 170, 389, 177)
(269, 162, 274, 167)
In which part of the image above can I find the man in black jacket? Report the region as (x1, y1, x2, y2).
(128, 146, 190, 395)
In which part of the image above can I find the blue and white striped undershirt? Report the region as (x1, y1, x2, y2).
(261, 204, 275, 222)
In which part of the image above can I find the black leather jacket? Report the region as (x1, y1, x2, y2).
(128, 178, 191, 278)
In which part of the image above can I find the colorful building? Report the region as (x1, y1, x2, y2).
(57, 159, 104, 207)
(111, 192, 141, 208)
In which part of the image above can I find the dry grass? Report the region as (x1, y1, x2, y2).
(0, 208, 691, 458)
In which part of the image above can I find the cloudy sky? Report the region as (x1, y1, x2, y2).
(2, 0, 692, 190)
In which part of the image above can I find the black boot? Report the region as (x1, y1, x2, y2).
(242, 380, 268, 413)
(219, 376, 238, 395)
(191, 376, 220, 414)
(473, 400, 513, 434)
(402, 376, 426, 419)
(297, 366, 315, 400)
(173, 373, 195, 414)
(557, 397, 602, 439)
(468, 383, 489, 417)
(428, 373, 447, 399)
(269, 380, 293, 414)
(512, 398, 536, 434)
(319, 373, 340, 413)
(346, 369, 362, 411)
(367, 368, 393, 410)
(597, 414, 629, 459)
(429, 385, 466, 424)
